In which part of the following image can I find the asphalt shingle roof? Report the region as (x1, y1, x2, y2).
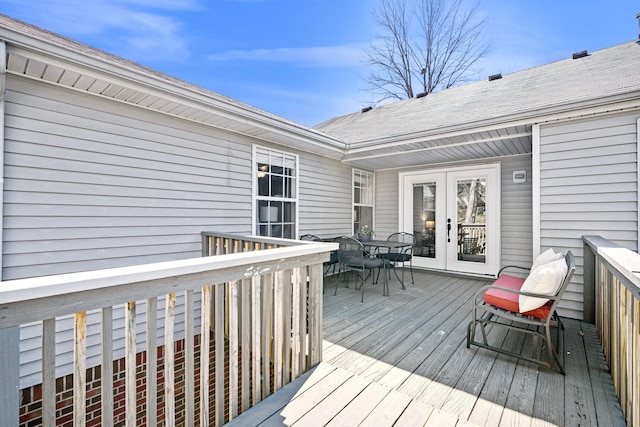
(314, 42, 640, 145)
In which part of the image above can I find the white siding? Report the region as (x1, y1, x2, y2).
(4, 76, 254, 280)
(4, 75, 349, 387)
(373, 168, 399, 238)
(539, 112, 640, 319)
(297, 154, 353, 238)
(500, 155, 533, 268)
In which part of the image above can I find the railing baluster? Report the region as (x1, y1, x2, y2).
(299, 269, 308, 371)
(184, 290, 195, 427)
(273, 270, 284, 391)
(283, 269, 292, 385)
(42, 318, 56, 427)
(251, 275, 262, 405)
(101, 307, 114, 427)
(241, 278, 251, 412)
(164, 293, 176, 427)
(214, 283, 225, 426)
(229, 280, 239, 420)
(200, 286, 211, 427)
(125, 302, 136, 427)
(262, 274, 272, 398)
(146, 298, 158, 427)
(308, 264, 323, 367)
(74, 311, 87, 427)
(291, 268, 302, 380)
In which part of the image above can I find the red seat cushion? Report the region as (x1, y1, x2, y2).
(484, 274, 551, 320)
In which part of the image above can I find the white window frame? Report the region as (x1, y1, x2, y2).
(252, 145, 299, 239)
(352, 169, 375, 235)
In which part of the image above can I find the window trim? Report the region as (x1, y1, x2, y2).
(352, 168, 375, 235)
(252, 144, 299, 238)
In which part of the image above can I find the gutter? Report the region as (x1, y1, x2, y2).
(343, 91, 640, 160)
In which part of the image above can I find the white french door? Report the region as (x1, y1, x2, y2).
(399, 164, 500, 276)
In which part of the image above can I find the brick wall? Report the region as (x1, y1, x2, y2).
(18, 334, 266, 426)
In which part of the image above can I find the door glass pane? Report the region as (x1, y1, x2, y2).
(456, 178, 486, 263)
(413, 183, 436, 259)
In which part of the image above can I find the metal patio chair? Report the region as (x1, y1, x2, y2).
(376, 232, 415, 288)
(335, 236, 388, 302)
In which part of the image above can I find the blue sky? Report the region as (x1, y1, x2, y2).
(0, 0, 637, 126)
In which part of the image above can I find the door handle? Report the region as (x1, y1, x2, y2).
(447, 218, 451, 242)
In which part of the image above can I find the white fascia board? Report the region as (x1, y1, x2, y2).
(2, 33, 346, 156)
(346, 93, 640, 154)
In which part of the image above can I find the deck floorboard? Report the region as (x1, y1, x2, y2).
(227, 270, 625, 427)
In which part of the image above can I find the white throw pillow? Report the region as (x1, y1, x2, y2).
(531, 248, 564, 271)
(519, 258, 567, 313)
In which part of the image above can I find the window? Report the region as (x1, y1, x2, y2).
(254, 146, 298, 238)
(353, 169, 374, 235)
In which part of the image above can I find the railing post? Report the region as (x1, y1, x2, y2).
(583, 239, 596, 323)
(0, 327, 19, 427)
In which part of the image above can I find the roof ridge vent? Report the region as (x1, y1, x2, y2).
(361, 106, 373, 113)
(572, 50, 589, 59)
(415, 91, 427, 98)
(488, 73, 502, 81)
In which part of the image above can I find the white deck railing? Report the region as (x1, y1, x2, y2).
(0, 232, 336, 426)
(583, 235, 640, 427)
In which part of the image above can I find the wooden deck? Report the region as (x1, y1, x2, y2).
(227, 270, 626, 426)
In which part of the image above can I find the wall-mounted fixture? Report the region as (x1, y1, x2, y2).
(488, 73, 502, 81)
(416, 91, 427, 98)
(513, 170, 526, 183)
(361, 106, 372, 113)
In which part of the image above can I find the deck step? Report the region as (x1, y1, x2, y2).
(225, 361, 477, 426)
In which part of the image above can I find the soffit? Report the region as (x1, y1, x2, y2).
(341, 124, 532, 170)
(2, 41, 345, 160)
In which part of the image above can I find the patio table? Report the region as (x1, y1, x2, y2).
(359, 239, 413, 293)
(322, 237, 411, 296)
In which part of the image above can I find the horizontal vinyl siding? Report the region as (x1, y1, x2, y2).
(6, 77, 247, 387)
(4, 76, 253, 280)
(374, 169, 399, 238)
(500, 155, 533, 269)
(297, 154, 353, 238)
(539, 112, 639, 319)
